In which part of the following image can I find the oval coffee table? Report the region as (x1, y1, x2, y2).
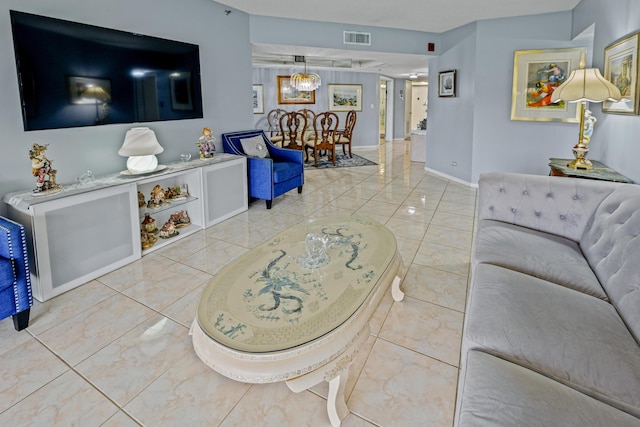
(190, 215, 404, 426)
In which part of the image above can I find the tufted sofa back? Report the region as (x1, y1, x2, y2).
(580, 185, 640, 344)
(478, 172, 618, 242)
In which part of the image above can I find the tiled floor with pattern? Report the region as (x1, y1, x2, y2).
(0, 139, 477, 426)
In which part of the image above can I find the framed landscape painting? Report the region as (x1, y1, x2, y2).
(328, 84, 363, 111)
(510, 47, 586, 122)
(603, 31, 640, 115)
(277, 75, 315, 105)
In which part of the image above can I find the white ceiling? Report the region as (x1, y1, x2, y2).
(216, 0, 581, 80)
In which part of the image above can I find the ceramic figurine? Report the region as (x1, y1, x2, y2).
(582, 109, 597, 145)
(138, 191, 146, 208)
(141, 213, 158, 234)
(29, 143, 62, 194)
(140, 230, 157, 250)
(159, 219, 179, 239)
(169, 210, 191, 228)
(197, 127, 216, 158)
(164, 186, 179, 200)
(147, 184, 167, 208)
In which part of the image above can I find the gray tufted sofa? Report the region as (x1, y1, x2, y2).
(454, 172, 640, 426)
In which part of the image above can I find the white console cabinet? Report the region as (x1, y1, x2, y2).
(202, 159, 247, 228)
(4, 154, 247, 301)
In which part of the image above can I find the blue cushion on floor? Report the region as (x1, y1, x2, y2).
(273, 161, 303, 183)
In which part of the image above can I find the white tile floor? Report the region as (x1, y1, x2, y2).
(0, 140, 477, 426)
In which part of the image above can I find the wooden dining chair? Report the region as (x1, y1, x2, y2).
(279, 111, 307, 151)
(307, 111, 339, 167)
(266, 108, 287, 146)
(298, 109, 317, 146)
(335, 110, 357, 158)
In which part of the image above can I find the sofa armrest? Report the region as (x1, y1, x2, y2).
(478, 172, 620, 242)
(0, 217, 32, 316)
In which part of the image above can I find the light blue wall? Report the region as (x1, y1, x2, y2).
(425, 30, 477, 182)
(0, 0, 253, 212)
(471, 11, 591, 182)
(252, 67, 380, 147)
(571, 0, 640, 182)
(249, 15, 436, 143)
(426, 11, 602, 184)
(393, 78, 407, 139)
(250, 15, 440, 56)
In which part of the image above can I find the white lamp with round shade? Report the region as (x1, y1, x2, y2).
(118, 127, 164, 174)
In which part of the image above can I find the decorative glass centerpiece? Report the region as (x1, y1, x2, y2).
(296, 232, 329, 267)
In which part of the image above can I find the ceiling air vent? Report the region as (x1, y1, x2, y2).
(343, 31, 371, 46)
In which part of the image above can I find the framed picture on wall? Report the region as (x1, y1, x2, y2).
(438, 70, 456, 97)
(510, 48, 586, 122)
(328, 84, 363, 111)
(602, 31, 640, 115)
(252, 84, 264, 114)
(277, 75, 315, 104)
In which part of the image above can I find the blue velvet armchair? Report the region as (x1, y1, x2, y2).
(0, 217, 32, 331)
(222, 130, 304, 209)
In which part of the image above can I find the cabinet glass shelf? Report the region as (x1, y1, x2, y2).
(139, 195, 198, 218)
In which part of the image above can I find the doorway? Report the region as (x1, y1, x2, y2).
(379, 76, 394, 142)
(380, 80, 387, 138)
(410, 82, 428, 130)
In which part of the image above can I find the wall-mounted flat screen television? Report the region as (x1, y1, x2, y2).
(10, 10, 204, 131)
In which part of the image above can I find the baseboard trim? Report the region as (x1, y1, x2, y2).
(424, 166, 478, 188)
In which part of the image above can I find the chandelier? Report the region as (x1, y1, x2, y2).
(290, 56, 321, 91)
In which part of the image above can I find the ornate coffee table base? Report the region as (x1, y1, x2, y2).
(189, 272, 404, 427)
(285, 275, 404, 426)
(190, 216, 404, 426)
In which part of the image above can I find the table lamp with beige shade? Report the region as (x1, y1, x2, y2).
(551, 68, 622, 170)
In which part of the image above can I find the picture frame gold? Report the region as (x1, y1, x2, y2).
(252, 84, 264, 114)
(328, 84, 363, 111)
(510, 48, 586, 122)
(277, 75, 315, 105)
(602, 31, 640, 115)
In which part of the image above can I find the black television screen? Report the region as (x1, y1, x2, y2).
(10, 10, 204, 131)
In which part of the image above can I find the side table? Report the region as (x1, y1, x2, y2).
(548, 158, 634, 183)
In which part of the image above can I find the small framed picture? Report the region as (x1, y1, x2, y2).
(438, 70, 456, 97)
(252, 84, 264, 114)
(603, 31, 640, 115)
